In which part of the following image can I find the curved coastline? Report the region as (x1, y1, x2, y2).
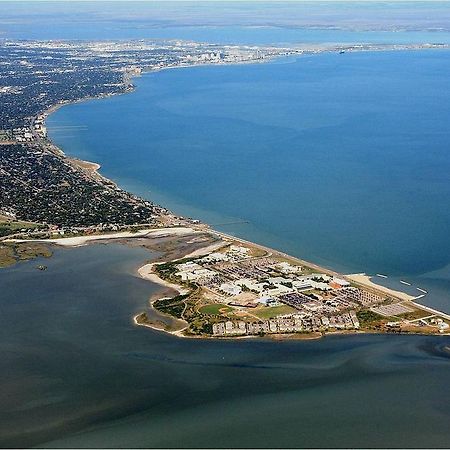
(38, 44, 450, 338)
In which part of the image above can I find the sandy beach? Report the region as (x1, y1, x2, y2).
(12, 226, 200, 247)
(137, 262, 189, 297)
(203, 230, 421, 304)
(345, 273, 415, 302)
(183, 240, 228, 258)
(11, 222, 427, 307)
(68, 158, 101, 174)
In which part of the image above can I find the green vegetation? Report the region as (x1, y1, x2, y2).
(0, 245, 15, 267)
(0, 216, 44, 237)
(398, 309, 432, 321)
(0, 242, 52, 268)
(134, 312, 148, 325)
(199, 304, 233, 316)
(153, 294, 189, 318)
(153, 264, 217, 336)
(254, 305, 297, 320)
(356, 309, 400, 331)
(155, 258, 196, 280)
(357, 310, 384, 326)
(188, 319, 213, 335)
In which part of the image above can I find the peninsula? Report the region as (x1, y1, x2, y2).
(1, 38, 449, 339)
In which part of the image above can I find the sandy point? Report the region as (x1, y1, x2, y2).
(345, 273, 415, 302)
(137, 262, 189, 296)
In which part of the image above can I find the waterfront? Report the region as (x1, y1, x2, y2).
(48, 49, 450, 313)
(3, 4, 450, 447)
(0, 244, 449, 448)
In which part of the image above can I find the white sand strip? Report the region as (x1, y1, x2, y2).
(345, 273, 415, 302)
(183, 241, 228, 258)
(138, 262, 189, 296)
(11, 227, 198, 247)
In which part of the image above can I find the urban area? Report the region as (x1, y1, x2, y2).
(148, 238, 450, 337)
(0, 39, 297, 236)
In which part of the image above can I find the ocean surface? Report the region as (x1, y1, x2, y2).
(0, 245, 449, 448)
(48, 49, 450, 313)
(3, 9, 450, 447)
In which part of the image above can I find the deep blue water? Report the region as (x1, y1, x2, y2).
(3, 5, 450, 447)
(0, 245, 449, 448)
(48, 49, 450, 312)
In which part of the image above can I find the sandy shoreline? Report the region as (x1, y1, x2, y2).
(132, 313, 189, 337)
(211, 229, 340, 277)
(68, 158, 101, 173)
(135, 260, 192, 337)
(212, 230, 432, 304)
(345, 273, 416, 302)
(11, 226, 199, 247)
(10, 220, 434, 309)
(13, 224, 431, 305)
(32, 43, 450, 336)
(137, 261, 189, 296)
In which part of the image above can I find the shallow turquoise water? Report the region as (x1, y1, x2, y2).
(0, 245, 449, 448)
(48, 49, 450, 312)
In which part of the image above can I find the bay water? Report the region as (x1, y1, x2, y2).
(48, 49, 450, 312)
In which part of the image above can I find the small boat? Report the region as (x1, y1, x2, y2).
(400, 280, 411, 286)
(376, 274, 388, 278)
(36, 265, 47, 271)
(416, 287, 428, 294)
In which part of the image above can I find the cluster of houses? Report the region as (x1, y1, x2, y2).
(8, 121, 46, 143)
(33, 114, 47, 138)
(212, 310, 360, 337)
(9, 116, 47, 143)
(11, 127, 34, 143)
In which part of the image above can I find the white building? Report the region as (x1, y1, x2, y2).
(219, 282, 242, 296)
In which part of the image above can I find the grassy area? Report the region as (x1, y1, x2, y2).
(153, 294, 189, 319)
(247, 247, 268, 258)
(357, 310, 385, 327)
(0, 245, 16, 267)
(155, 257, 197, 281)
(398, 308, 434, 321)
(0, 242, 52, 268)
(0, 216, 44, 237)
(199, 304, 233, 316)
(254, 305, 297, 320)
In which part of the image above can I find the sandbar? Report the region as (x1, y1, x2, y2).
(11, 226, 200, 247)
